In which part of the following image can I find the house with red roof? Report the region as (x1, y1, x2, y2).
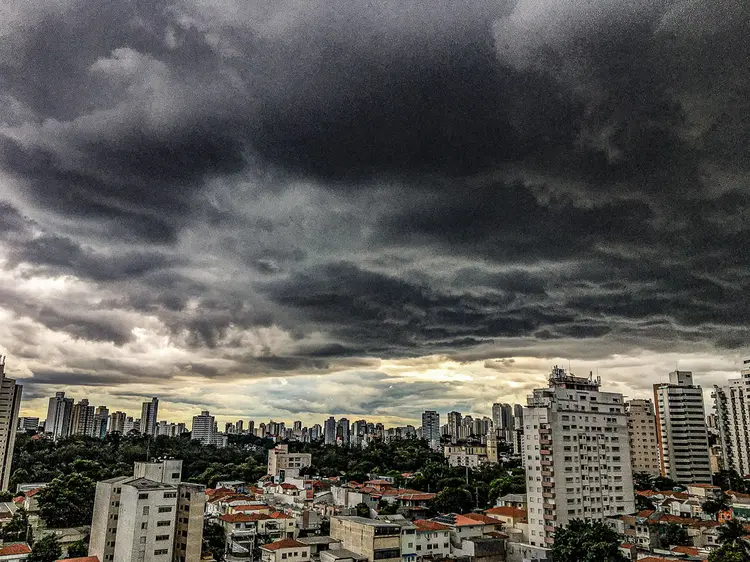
(217, 511, 298, 560)
(55, 558, 99, 562)
(260, 538, 310, 562)
(413, 520, 452, 559)
(0, 543, 30, 561)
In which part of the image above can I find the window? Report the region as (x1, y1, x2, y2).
(416, 546, 421, 552)
(138, 493, 149, 499)
(282, 554, 287, 560)
(141, 522, 148, 530)
(157, 520, 171, 527)
(143, 506, 150, 516)
(154, 549, 168, 555)
(163, 492, 177, 499)
(156, 535, 170, 541)
(158, 506, 173, 513)
(140, 537, 147, 544)
(171, 473, 180, 479)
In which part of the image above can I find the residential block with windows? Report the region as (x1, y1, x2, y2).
(714, 359, 750, 476)
(329, 517, 401, 562)
(267, 444, 313, 479)
(523, 366, 635, 548)
(626, 399, 661, 476)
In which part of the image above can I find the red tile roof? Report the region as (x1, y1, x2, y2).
(261, 538, 306, 551)
(0, 543, 31, 555)
(396, 493, 435, 501)
(268, 512, 293, 519)
(463, 513, 499, 525)
(414, 519, 451, 531)
(233, 505, 269, 512)
(219, 513, 270, 523)
(671, 546, 700, 556)
(280, 483, 298, 490)
(364, 480, 393, 486)
(24, 488, 41, 497)
(486, 506, 527, 519)
(56, 558, 99, 562)
(620, 543, 634, 549)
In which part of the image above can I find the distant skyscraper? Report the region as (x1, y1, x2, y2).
(0, 358, 22, 490)
(654, 371, 712, 484)
(236, 420, 244, 434)
(324, 416, 336, 445)
(311, 423, 322, 441)
(714, 359, 750, 476)
(140, 397, 159, 436)
(46, 391, 73, 440)
(337, 418, 350, 445)
(71, 399, 95, 437)
(421, 411, 440, 449)
(93, 406, 109, 439)
(109, 411, 126, 434)
(447, 411, 461, 443)
(248, 420, 254, 435)
(191, 411, 217, 446)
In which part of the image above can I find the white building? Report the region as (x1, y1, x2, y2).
(524, 366, 635, 548)
(191, 411, 227, 447)
(260, 538, 310, 562)
(626, 399, 660, 476)
(45, 391, 73, 440)
(267, 444, 312, 480)
(413, 520, 451, 559)
(714, 359, 750, 476)
(0, 358, 22, 491)
(654, 371, 712, 484)
(89, 459, 205, 562)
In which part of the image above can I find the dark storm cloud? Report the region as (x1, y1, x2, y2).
(0, 0, 748, 401)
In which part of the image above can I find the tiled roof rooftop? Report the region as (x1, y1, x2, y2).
(0, 543, 31, 555)
(414, 519, 450, 531)
(261, 538, 306, 551)
(486, 506, 527, 519)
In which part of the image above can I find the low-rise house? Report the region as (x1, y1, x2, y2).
(431, 513, 499, 542)
(260, 538, 310, 562)
(297, 537, 342, 560)
(329, 516, 401, 562)
(494, 494, 527, 510)
(485, 506, 528, 543)
(0, 543, 31, 561)
(218, 512, 298, 561)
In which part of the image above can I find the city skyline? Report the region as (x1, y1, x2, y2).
(0, 0, 747, 428)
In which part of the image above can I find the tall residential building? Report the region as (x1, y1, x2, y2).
(654, 371, 712, 484)
(267, 444, 312, 479)
(109, 411, 127, 434)
(71, 399, 95, 437)
(46, 392, 73, 440)
(524, 366, 634, 548)
(714, 359, 750, 476)
(492, 403, 514, 441)
(447, 411, 461, 443)
(324, 417, 336, 445)
(93, 406, 109, 439)
(0, 358, 21, 491)
(336, 418, 350, 446)
(89, 459, 205, 562)
(310, 423, 322, 441)
(421, 411, 440, 449)
(17, 417, 39, 432)
(191, 411, 216, 445)
(626, 399, 660, 476)
(140, 397, 159, 436)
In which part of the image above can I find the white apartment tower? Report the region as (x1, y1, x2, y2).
(524, 366, 634, 548)
(46, 391, 73, 440)
(626, 399, 661, 476)
(714, 359, 750, 476)
(654, 371, 712, 484)
(89, 459, 205, 562)
(191, 411, 216, 445)
(0, 358, 21, 491)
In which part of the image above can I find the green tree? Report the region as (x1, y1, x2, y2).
(203, 521, 226, 562)
(430, 487, 473, 514)
(651, 476, 682, 492)
(0, 490, 14, 502)
(37, 472, 96, 528)
(658, 523, 691, 548)
(708, 542, 750, 562)
(635, 494, 655, 511)
(702, 492, 731, 521)
(29, 534, 63, 562)
(65, 539, 88, 558)
(714, 470, 749, 494)
(1, 506, 30, 542)
(633, 472, 654, 491)
(355, 502, 371, 518)
(551, 519, 627, 562)
(717, 519, 750, 555)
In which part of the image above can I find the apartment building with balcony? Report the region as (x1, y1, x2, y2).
(654, 371, 712, 484)
(329, 517, 401, 562)
(523, 366, 635, 548)
(626, 399, 661, 476)
(713, 360, 750, 476)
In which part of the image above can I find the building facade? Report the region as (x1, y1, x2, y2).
(714, 359, 750, 476)
(421, 411, 440, 450)
(626, 399, 660, 476)
(330, 517, 401, 562)
(654, 371, 712, 484)
(0, 358, 21, 491)
(267, 444, 313, 480)
(524, 366, 635, 548)
(45, 391, 73, 440)
(141, 397, 159, 436)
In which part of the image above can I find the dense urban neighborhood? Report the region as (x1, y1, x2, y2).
(0, 359, 747, 561)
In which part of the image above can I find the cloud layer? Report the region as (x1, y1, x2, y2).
(0, 0, 748, 423)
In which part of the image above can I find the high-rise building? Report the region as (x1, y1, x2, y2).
(17, 417, 39, 432)
(310, 423, 322, 441)
(248, 420, 255, 435)
(71, 399, 96, 437)
(447, 411, 461, 443)
(109, 411, 127, 434)
(236, 420, 244, 434)
(626, 399, 660, 476)
(89, 459, 205, 562)
(191, 411, 216, 445)
(46, 391, 73, 440)
(267, 444, 312, 479)
(93, 406, 109, 439)
(421, 411, 440, 449)
(140, 397, 159, 436)
(524, 366, 634, 548)
(324, 417, 336, 445)
(492, 403, 514, 441)
(714, 359, 750, 476)
(0, 358, 21, 491)
(654, 371, 712, 484)
(337, 418, 350, 446)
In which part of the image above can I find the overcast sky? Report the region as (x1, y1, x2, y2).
(1, 0, 748, 426)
